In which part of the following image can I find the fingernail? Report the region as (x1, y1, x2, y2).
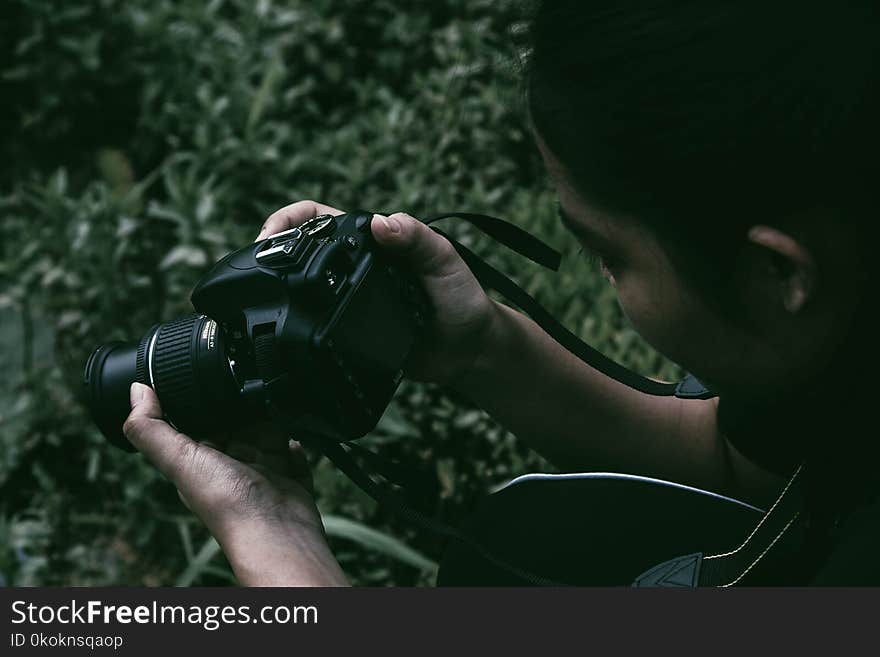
(382, 215, 401, 234)
(130, 382, 147, 408)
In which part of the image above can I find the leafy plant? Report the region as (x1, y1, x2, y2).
(0, 0, 680, 586)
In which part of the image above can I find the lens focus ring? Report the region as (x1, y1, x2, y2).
(152, 314, 202, 421)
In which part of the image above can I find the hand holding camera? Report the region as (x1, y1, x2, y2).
(260, 199, 502, 387)
(84, 198, 503, 586)
(123, 381, 348, 586)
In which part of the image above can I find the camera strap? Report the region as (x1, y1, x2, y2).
(633, 463, 807, 586)
(266, 402, 566, 586)
(422, 213, 714, 399)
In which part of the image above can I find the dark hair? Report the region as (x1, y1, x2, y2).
(525, 0, 878, 299)
(526, 2, 880, 487)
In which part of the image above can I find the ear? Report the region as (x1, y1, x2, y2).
(746, 225, 817, 313)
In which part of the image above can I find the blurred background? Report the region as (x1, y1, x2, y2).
(0, 0, 679, 586)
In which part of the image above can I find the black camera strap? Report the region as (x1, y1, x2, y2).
(633, 464, 807, 586)
(422, 213, 715, 400)
(422, 212, 562, 270)
(266, 402, 566, 586)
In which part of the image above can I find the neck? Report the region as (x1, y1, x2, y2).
(717, 320, 878, 509)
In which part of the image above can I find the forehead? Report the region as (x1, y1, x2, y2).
(539, 140, 643, 250)
(536, 140, 682, 285)
(535, 134, 630, 228)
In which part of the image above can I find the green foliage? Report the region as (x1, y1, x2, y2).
(0, 0, 681, 586)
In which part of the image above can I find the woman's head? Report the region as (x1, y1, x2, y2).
(525, 0, 876, 401)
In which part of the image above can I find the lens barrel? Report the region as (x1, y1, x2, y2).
(83, 340, 144, 450)
(84, 314, 238, 449)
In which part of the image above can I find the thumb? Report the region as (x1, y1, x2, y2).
(123, 382, 205, 489)
(370, 212, 460, 278)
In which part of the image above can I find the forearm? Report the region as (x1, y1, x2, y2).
(453, 301, 782, 503)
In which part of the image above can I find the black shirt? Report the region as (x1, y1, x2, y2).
(718, 378, 880, 585)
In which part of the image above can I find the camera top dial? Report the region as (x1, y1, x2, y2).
(255, 214, 337, 269)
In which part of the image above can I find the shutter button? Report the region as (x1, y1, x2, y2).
(355, 214, 372, 232)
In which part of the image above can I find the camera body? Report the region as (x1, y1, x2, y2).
(84, 211, 426, 448)
(194, 211, 426, 437)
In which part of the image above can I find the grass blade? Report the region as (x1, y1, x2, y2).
(322, 515, 437, 573)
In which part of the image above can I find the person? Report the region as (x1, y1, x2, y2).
(122, 1, 878, 585)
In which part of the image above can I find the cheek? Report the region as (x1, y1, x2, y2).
(614, 276, 717, 376)
(614, 276, 756, 390)
(615, 282, 683, 356)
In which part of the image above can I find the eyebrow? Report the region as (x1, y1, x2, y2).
(556, 202, 617, 254)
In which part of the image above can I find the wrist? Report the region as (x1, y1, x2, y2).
(449, 299, 519, 396)
(221, 516, 348, 587)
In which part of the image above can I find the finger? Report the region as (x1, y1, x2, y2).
(256, 200, 344, 241)
(370, 212, 461, 278)
(123, 382, 220, 494)
(229, 440, 311, 488)
(287, 440, 314, 492)
(225, 428, 288, 459)
(246, 420, 293, 453)
(224, 441, 283, 465)
(246, 443, 314, 494)
(226, 441, 262, 464)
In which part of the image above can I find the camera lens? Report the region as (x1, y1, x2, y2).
(84, 314, 240, 449)
(83, 340, 143, 451)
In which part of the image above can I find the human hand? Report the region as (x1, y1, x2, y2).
(259, 200, 503, 385)
(123, 381, 348, 586)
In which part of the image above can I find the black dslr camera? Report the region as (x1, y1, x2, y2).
(84, 212, 426, 450)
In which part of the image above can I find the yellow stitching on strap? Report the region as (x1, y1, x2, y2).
(719, 511, 801, 587)
(704, 462, 803, 561)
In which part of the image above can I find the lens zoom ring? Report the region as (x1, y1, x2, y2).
(153, 315, 201, 411)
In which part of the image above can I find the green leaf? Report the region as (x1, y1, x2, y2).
(175, 536, 222, 587)
(322, 515, 437, 573)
